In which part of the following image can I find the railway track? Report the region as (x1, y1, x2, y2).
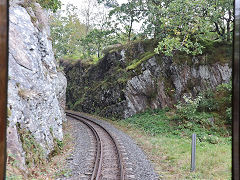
(66, 111, 125, 180)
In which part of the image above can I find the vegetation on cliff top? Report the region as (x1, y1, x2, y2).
(54, 1, 232, 176)
(37, 0, 61, 12)
(50, 0, 233, 63)
(23, 0, 61, 12)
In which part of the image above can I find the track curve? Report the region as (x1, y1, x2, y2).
(66, 111, 125, 180)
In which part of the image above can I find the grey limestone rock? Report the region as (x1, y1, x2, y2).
(7, 2, 67, 170)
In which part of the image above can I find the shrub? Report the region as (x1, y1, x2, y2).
(198, 81, 232, 125)
(37, 0, 61, 12)
(175, 95, 204, 122)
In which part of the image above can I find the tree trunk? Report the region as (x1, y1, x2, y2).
(227, 10, 231, 42)
(97, 44, 100, 58)
(215, 22, 226, 40)
(128, 16, 133, 41)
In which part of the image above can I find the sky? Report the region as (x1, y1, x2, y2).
(59, 0, 142, 31)
(60, 0, 128, 9)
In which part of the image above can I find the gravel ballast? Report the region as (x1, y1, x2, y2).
(63, 114, 159, 180)
(60, 116, 96, 179)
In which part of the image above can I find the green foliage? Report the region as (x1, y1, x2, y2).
(49, 127, 64, 157)
(98, 0, 233, 57)
(50, 4, 87, 59)
(23, 0, 61, 12)
(155, 36, 204, 56)
(116, 115, 231, 179)
(198, 41, 232, 65)
(207, 0, 234, 41)
(54, 168, 72, 177)
(153, 0, 210, 56)
(7, 153, 19, 167)
(56, 139, 63, 150)
(226, 107, 232, 122)
(49, 0, 233, 62)
(50, 3, 119, 62)
(73, 97, 85, 110)
(6, 176, 22, 180)
(198, 81, 232, 125)
(175, 95, 203, 121)
(173, 81, 232, 137)
(50, 0, 233, 62)
(170, 95, 226, 141)
(123, 109, 173, 136)
(97, 0, 118, 8)
(108, 0, 142, 41)
(37, 0, 61, 12)
(80, 29, 117, 58)
(153, 0, 233, 56)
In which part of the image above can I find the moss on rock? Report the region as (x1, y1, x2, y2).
(126, 52, 156, 70)
(17, 123, 46, 167)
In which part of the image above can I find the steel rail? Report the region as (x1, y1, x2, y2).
(66, 111, 125, 180)
(67, 113, 102, 180)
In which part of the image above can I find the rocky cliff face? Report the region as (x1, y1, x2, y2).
(63, 41, 231, 119)
(7, 1, 67, 170)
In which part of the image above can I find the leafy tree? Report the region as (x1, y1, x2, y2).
(108, 0, 143, 41)
(23, 0, 61, 12)
(154, 0, 210, 56)
(97, 0, 119, 8)
(81, 29, 117, 58)
(50, 0, 233, 60)
(80, 0, 98, 34)
(140, 0, 167, 38)
(50, 4, 87, 58)
(153, 0, 233, 56)
(98, 0, 233, 56)
(50, 3, 116, 61)
(76, 0, 110, 35)
(207, 0, 234, 42)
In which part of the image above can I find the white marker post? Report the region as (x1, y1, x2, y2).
(191, 133, 196, 172)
